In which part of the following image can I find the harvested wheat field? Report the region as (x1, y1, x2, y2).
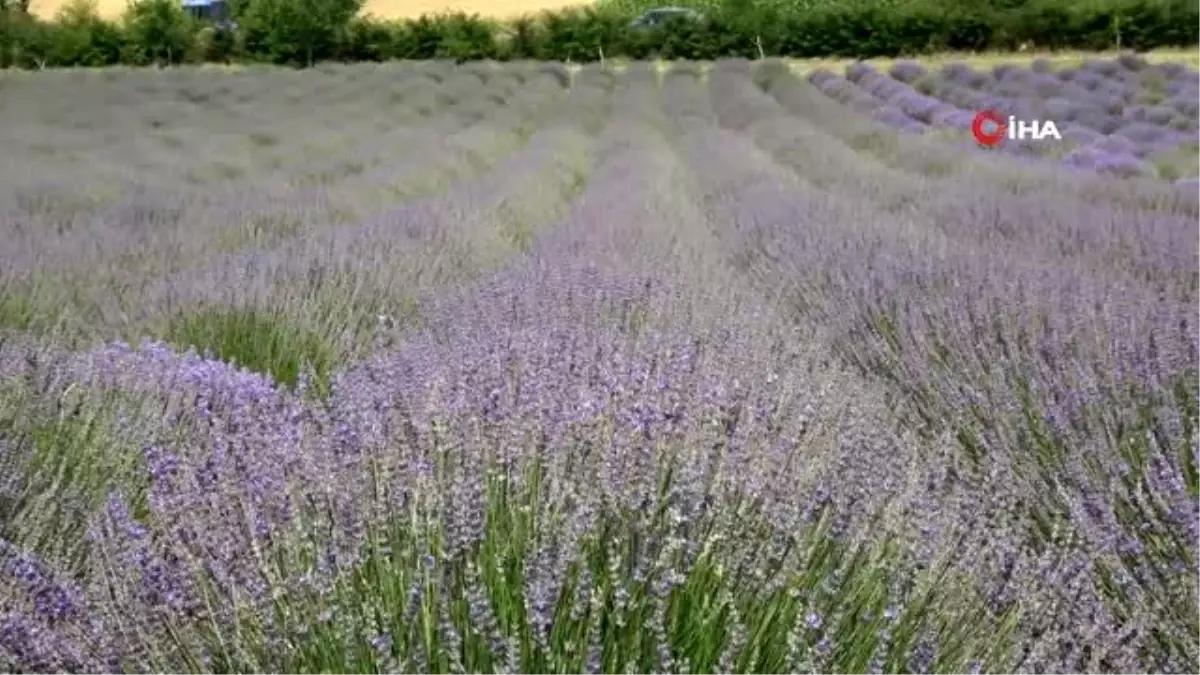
(0, 56, 1197, 673)
(32, 0, 588, 19)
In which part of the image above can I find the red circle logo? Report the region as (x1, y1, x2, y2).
(971, 110, 1007, 147)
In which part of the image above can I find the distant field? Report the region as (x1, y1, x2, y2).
(32, 0, 590, 19)
(786, 47, 1200, 74)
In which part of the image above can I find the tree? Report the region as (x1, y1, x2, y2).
(46, 0, 123, 66)
(235, 0, 363, 66)
(1, 4, 48, 68)
(0, 0, 33, 14)
(123, 0, 195, 65)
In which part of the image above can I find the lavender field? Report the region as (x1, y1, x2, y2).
(0, 57, 1196, 673)
(809, 55, 1200, 179)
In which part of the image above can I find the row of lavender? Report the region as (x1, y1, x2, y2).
(1, 61, 1197, 673)
(0, 61, 591, 352)
(809, 54, 1200, 180)
(687, 59, 1198, 672)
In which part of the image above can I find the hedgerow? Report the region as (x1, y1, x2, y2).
(0, 0, 1196, 69)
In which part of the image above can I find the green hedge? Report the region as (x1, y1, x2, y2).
(0, 0, 1196, 69)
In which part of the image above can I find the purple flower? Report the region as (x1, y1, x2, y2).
(0, 542, 83, 625)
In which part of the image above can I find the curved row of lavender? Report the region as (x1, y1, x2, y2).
(809, 55, 1200, 181)
(0, 60, 1196, 673)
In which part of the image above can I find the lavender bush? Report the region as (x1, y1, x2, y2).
(0, 58, 1196, 674)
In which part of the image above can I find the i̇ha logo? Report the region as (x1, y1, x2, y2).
(971, 109, 1062, 147)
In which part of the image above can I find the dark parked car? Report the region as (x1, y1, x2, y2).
(629, 7, 704, 30)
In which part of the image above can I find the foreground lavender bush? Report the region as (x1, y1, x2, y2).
(1, 59, 1197, 674)
(0, 320, 1005, 673)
